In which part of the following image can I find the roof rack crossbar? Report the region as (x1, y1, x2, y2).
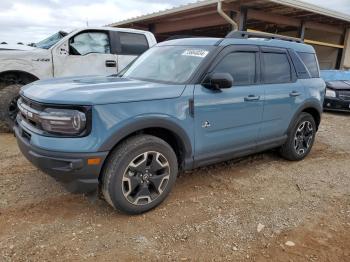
(226, 31, 303, 43)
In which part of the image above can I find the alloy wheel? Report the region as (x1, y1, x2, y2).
(122, 151, 170, 205)
(294, 120, 314, 156)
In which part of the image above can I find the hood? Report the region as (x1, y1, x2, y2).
(326, 80, 350, 90)
(0, 44, 38, 51)
(20, 76, 186, 105)
(0, 48, 51, 67)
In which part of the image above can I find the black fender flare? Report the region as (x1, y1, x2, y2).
(287, 100, 322, 134)
(98, 116, 194, 168)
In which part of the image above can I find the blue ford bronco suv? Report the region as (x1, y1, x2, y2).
(15, 31, 325, 214)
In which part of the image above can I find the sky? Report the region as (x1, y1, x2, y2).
(0, 0, 349, 44)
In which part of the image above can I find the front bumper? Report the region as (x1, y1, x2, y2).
(14, 124, 109, 193)
(324, 97, 350, 112)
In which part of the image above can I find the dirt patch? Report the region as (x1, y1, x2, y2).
(252, 201, 350, 262)
(0, 112, 349, 261)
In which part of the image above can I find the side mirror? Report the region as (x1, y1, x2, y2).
(202, 72, 233, 90)
(55, 40, 69, 56)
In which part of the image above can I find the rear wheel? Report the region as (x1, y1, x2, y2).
(102, 135, 178, 214)
(0, 84, 22, 132)
(280, 112, 316, 161)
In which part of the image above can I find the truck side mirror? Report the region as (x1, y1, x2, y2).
(55, 40, 69, 56)
(202, 73, 233, 90)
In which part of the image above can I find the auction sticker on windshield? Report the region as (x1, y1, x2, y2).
(182, 49, 209, 58)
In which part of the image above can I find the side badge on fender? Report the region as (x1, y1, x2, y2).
(202, 121, 211, 128)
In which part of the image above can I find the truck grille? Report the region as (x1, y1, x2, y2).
(339, 90, 350, 101)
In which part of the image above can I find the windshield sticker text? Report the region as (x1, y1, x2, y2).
(182, 49, 209, 58)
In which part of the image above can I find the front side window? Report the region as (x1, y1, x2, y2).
(70, 31, 110, 55)
(298, 52, 319, 78)
(213, 52, 256, 85)
(262, 52, 292, 84)
(119, 32, 149, 55)
(120, 46, 213, 84)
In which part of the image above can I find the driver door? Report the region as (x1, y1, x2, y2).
(52, 30, 118, 77)
(194, 46, 264, 166)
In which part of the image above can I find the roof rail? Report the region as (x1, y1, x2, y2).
(226, 30, 303, 43)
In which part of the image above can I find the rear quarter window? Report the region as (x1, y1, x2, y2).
(298, 52, 319, 78)
(119, 32, 149, 55)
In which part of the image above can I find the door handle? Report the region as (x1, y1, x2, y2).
(105, 60, 117, 67)
(289, 91, 301, 97)
(244, 95, 260, 101)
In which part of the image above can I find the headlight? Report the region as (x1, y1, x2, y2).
(17, 97, 91, 136)
(325, 88, 336, 98)
(39, 108, 87, 135)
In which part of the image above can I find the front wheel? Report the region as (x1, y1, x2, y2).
(102, 135, 178, 214)
(0, 84, 22, 132)
(280, 112, 317, 161)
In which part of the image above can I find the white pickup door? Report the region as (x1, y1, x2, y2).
(51, 29, 152, 77)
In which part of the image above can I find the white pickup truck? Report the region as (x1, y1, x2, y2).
(0, 27, 157, 131)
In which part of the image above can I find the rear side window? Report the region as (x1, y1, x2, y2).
(119, 32, 149, 55)
(213, 52, 256, 85)
(298, 52, 319, 78)
(262, 52, 291, 84)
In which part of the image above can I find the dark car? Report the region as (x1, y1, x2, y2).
(321, 70, 350, 112)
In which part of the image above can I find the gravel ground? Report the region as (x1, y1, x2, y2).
(0, 112, 349, 261)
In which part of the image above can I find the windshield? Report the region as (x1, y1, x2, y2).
(34, 31, 67, 49)
(120, 46, 213, 84)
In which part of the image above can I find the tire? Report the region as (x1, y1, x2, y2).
(102, 135, 178, 214)
(0, 84, 22, 132)
(280, 112, 316, 161)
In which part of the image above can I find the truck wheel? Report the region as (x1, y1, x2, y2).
(0, 84, 22, 132)
(102, 135, 178, 214)
(280, 112, 316, 161)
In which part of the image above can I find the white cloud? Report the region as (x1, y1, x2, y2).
(306, 0, 350, 13)
(0, 0, 180, 44)
(0, 0, 348, 44)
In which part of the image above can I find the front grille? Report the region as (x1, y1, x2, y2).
(339, 90, 350, 101)
(17, 96, 44, 130)
(20, 96, 45, 111)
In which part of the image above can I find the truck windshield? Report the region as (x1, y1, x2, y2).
(34, 31, 67, 49)
(120, 46, 213, 84)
